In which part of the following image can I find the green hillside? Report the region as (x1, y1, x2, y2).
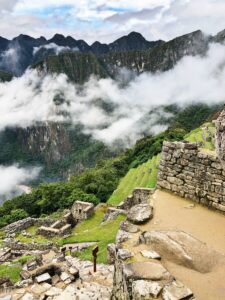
(0, 70, 13, 82)
(108, 154, 161, 206)
(185, 122, 215, 150)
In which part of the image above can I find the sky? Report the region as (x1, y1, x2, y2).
(0, 0, 225, 43)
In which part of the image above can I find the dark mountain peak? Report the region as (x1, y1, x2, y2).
(127, 31, 146, 41)
(91, 41, 109, 55)
(50, 33, 65, 40)
(212, 28, 225, 43)
(14, 34, 36, 42)
(0, 36, 9, 52)
(0, 36, 9, 42)
(109, 31, 164, 52)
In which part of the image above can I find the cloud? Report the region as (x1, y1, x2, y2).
(0, 0, 18, 12)
(0, 0, 224, 43)
(33, 43, 79, 55)
(0, 44, 21, 74)
(0, 165, 41, 203)
(0, 43, 224, 146)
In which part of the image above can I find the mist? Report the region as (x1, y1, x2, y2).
(0, 165, 41, 203)
(33, 43, 79, 55)
(0, 43, 225, 146)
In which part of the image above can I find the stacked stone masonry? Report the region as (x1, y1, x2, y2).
(157, 141, 225, 213)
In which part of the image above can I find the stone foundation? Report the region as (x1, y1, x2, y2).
(157, 141, 225, 212)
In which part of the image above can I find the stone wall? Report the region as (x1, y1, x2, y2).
(157, 141, 225, 213)
(4, 240, 54, 251)
(3, 217, 54, 234)
(117, 188, 155, 210)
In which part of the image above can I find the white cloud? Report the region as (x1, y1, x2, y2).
(0, 44, 21, 74)
(33, 43, 78, 55)
(0, 0, 224, 43)
(0, 165, 41, 202)
(0, 43, 224, 147)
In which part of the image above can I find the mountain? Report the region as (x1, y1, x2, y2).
(34, 30, 210, 81)
(212, 29, 225, 43)
(0, 32, 163, 75)
(108, 31, 164, 52)
(0, 28, 224, 185)
(34, 52, 109, 83)
(0, 70, 13, 82)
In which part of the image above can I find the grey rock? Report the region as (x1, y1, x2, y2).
(117, 249, 134, 260)
(140, 250, 161, 260)
(107, 243, 116, 264)
(124, 261, 173, 281)
(162, 281, 194, 300)
(116, 230, 131, 244)
(120, 221, 139, 233)
(132, 280, 163, 299)
(127, 203, 153, 224)
(35, 273, 51, 283)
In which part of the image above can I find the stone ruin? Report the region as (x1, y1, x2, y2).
(37, 201, 94, 237)
(157, 141, 225, 213)
(37, 212, 73, 238)
(117, 187, 155, 210)
(71, 201, 94, 221)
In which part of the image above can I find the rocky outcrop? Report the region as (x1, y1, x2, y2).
(127, 203, 153, 224)
(139, 230, 223, 273)
(157, 141, 225, 213)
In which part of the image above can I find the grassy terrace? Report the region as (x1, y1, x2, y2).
(185, 122, 215, 151)
(59, 205, 125, 264)
(108, 154, 161, 206)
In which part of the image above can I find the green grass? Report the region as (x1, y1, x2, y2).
(13, 255, 34, 265)
(185, 122, 215, 151)
(0, 255, 34, 284)
(58, 206, 126, 263)
(0, 264, 21, 284)
(15, 225, 59, 244)
(107, 154, 161, 206)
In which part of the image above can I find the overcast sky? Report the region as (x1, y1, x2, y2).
(0, 0, 225, 43)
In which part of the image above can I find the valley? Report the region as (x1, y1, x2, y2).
(0, 21, 225, 299)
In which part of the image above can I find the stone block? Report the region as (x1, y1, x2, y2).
(35, 273, 51, 284)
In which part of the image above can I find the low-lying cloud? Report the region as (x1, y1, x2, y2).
(0, 165, 41, 203)
(33, 43, 79, 55)
(0, 44, 21, 74)
(0, 43, 225, 146)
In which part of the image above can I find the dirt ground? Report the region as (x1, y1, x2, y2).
(140, 190, 225, 300)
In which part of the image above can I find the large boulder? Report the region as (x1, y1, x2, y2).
(127, 204, 153, 224)
(123, 261, 173, 282)
(139, 230, 223, 273)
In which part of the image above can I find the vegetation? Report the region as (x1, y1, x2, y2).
(185, 122, 215, 150)
(108, 154, 160, 206)
(58, 206, 126, 263)
(0, 103, 220, 228)
(0, 70, 13, 82)
(0, 255, 34, 284)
